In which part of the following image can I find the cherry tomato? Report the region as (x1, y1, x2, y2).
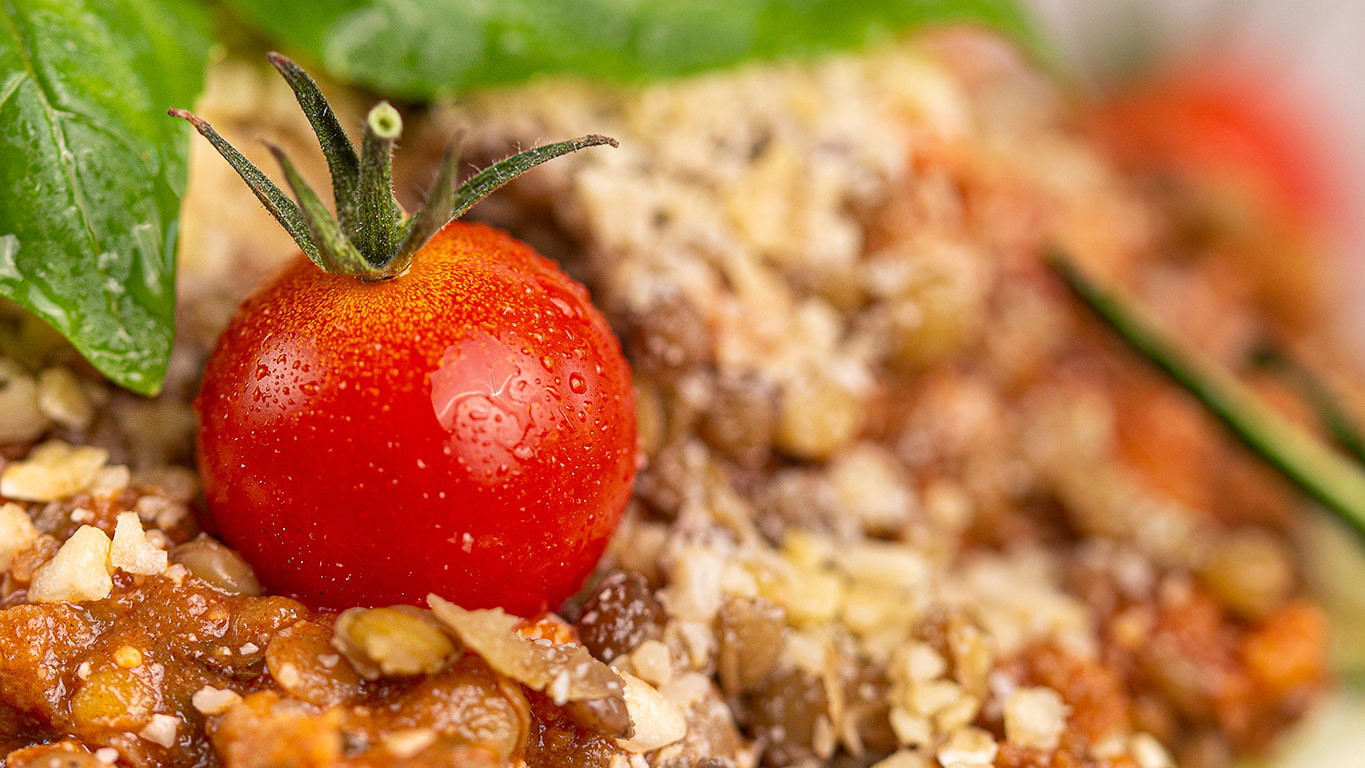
(1088, 63, 1338, 234)
(1087, 63, 1346, 326)
(195, 221, 637, 615)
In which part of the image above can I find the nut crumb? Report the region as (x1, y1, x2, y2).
(192, 685, 243, 716)
(138, 713, 181, 748)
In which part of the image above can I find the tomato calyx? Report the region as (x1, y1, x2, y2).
(169, 53, 617, 282)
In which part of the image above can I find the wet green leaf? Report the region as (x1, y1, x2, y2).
(0, 0, 210, 394)
(224, 0, 1041, 100)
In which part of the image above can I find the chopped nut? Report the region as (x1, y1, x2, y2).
(888, 708, 931, 747)
(615, 671, 687, 753)
(907, 678, 963, 717)
(134, 495, 188, 529)
(774, 367, 864, 460)
(783, 566, 845, 626)
(871, 749, 930, 768)
(88, 466, 132, 496)
(828, 443, 914, 534)
(1004, 686, 1069, 751)
(0, 502, 38, 571)
(28, 524, 112, 603)
(333, 606, 454, 679)
(1, 441, 108, 501)
(835, 541, 930, 591)
(36, 367, 94, 430)
(429, 596, 625, 702)
(138, 713, 181, 748)
(936, 726, 997, 766)
(110, 512, 168, 575)
(1129, 733, 1175, 768)
(383, 728, 438, 759)
(273, 661, 301, 688)
(935, 692, 982, 732)
(0, 358, 50, 443)
(898, 644, 947, 682)
(191, 685, 243, 716)
(661, 545, 726, 623)
(630, 639, 674, 687)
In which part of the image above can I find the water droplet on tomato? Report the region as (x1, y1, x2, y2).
(255, 365, 270, 380)
(569, 373, 587, 394)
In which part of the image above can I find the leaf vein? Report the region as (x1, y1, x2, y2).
(0, 0, 105, 261)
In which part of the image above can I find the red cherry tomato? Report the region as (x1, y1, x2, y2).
(1088, 63, 1338, 233)
(1087, 63, 1349, 327)
(196, 221, 637, 615)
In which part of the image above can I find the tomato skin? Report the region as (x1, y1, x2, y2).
(1089, 65, 1336, 233)
(196, 221, 637, 615)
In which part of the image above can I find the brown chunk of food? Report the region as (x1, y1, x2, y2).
(576, 570, 666, 663)
(209, 656, 532, 766)
(0, 574, 306, 763)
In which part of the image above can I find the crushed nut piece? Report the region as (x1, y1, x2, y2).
(1, 441, 108, 501)
(936, 726, 997, 766)
(615, 671, 687, 753)
(1129, 733, 1175, 768)
(0, 502, 38, 571)
(871, 750, 930, 768)
(1004, 686, 1069, 751)
(0, 358, 50, 443)
(192, 685, 243, 716)
(383, 729, 438, 759)
(110, 512, 169, 575)
(429, 596, 624, 702)
(28, 524, 113, 603)
(37, 366, 95, 430)
(630, 639, 674, 687)
(138, 713, 181, 748)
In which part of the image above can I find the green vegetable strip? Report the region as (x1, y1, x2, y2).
(268, 52, 360, 202)
(1048, 251, 1365, 541)
(169, 109, 319, 263)
(268, 145, 374, 279)
(1248, 345, 1365, 466)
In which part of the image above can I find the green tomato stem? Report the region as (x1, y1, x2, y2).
(346, 103, 407, 268)
(167, 108, 319, 264)
(268, 143, 383, 281)
(1049, 250, 1365, 542)
(390, 133, 619, 276)
(268, 52, 361, 204)
(174, 54, 619, 282)
(390, 130, 465, 277)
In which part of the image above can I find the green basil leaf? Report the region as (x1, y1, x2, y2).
(224, 0, 1040, 100)
(0, 0, 210, 395)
